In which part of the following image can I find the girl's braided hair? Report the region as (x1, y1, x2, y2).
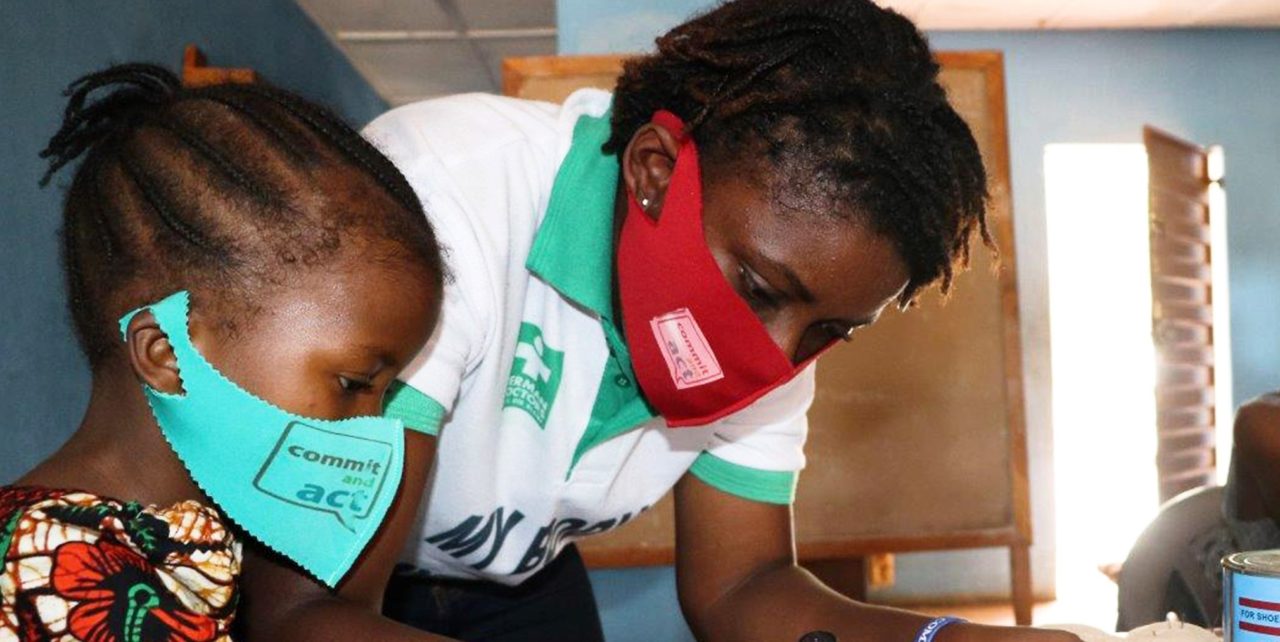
(41, 63, 443, 367)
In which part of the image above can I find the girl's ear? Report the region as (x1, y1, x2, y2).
(124, 310, 183, 394)
(621, 122, 683, 221)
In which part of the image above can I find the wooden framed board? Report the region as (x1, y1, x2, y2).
(503, 52, 1031, 622)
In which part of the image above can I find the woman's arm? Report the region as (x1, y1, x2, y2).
(673, 473, 1081, 642)
(236, 431, 457, 641)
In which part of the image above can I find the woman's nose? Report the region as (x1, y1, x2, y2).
(765, 320, 827, 365)
(765, 320, 794, 361)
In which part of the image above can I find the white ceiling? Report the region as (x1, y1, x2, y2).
(297, 0, 557, 106)
(295, 0, 1280, 105)
(887, 0, 1280, 30)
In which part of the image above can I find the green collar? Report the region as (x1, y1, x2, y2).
(525, 111, 619, 321)
(530, 109, 660, 465)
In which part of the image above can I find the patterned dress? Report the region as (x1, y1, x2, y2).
(0, 486, 240, 641)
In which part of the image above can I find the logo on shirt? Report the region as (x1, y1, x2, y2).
(504, 322, 564, 428)
(425, 504, 647, 574)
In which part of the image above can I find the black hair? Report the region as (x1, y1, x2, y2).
(607, 0, 991, 304)
(40, 63, 444, 368)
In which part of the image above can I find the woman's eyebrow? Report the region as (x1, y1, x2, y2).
(751, 250, 816, 304)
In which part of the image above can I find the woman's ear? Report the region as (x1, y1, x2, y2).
(125, 310, 183, 394)
(621, 122, 683, 221)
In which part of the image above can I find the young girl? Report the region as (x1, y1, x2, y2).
(2, 64, 446, 641)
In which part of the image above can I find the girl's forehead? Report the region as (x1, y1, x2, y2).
(211, 259, 437, 363)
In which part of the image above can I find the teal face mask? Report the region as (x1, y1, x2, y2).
(120, 291, 404, 588)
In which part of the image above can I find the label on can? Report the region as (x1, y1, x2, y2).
(1231, 572, 1280, 640)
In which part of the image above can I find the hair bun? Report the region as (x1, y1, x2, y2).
(40, 63, 182, 186)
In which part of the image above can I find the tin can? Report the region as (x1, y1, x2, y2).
(1224, 550, 1280, 641)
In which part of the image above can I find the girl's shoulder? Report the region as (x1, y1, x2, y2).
(0, 485, 241, 641)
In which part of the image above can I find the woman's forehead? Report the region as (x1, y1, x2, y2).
(703, 174, 910, 317)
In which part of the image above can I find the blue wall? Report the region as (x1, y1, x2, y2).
(561, 2, 1280, 640)
(0, 0, 386, 483)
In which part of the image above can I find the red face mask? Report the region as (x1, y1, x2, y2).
(617, 111, 829, 428)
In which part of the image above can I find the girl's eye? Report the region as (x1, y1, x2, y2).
(337, 375, 374, 393)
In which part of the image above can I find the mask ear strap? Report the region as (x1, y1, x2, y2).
(115, 291, 194, 397)
(652, 110, 688, 142)
(634, 110, 694, 221)
(119, 304, 150, 341)
(117, 291, 193, 350)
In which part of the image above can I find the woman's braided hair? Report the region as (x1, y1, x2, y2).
(607, 0, 991, 304)
(41, 63, 443, 367)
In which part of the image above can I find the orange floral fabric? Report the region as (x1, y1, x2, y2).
(0, 486, 240, 641)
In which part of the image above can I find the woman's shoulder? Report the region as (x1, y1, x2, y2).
(1237, 392, 1280, 432)
(363, 88, 611, 173)
(1244, 391, 1280, 412)
(0, 485, 240, 640)
(364, 92, 562, 168)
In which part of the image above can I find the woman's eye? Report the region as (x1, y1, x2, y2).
(739, 265, 780, 311)
(830, 324, 857, 342)
(337, 375, 374, 393)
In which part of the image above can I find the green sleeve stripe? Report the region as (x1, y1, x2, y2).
(688, 452, 798, 505)
(383, 380, 445, 436)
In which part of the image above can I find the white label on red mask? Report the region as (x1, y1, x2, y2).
(650, 308, 725, 389)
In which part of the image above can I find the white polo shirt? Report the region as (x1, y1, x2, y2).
(364, 89, 815, 585)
